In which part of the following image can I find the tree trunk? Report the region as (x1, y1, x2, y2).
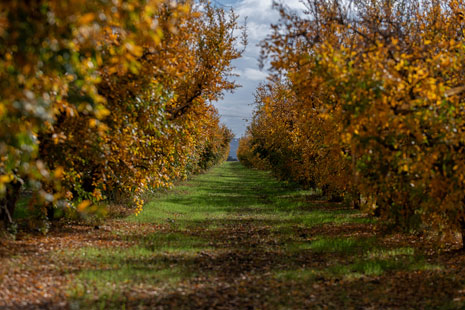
(1, 181, 22, 228)
(351, 192, 361, 209)
(459, 218, 465, 250)
(46, 206, 55, 221)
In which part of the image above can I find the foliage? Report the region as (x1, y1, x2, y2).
(237, 134, 269, 170)
(0, 0, 241, 224)
(239, 0, 465, 238)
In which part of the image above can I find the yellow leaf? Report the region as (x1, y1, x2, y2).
(89, 118, 98, 128)
(54, 166, 65, 178)
(79, 13, 95, 25)
(0, 175, 13, 183)
(77, 200, 91, 212)
(95, 107, 110, 119)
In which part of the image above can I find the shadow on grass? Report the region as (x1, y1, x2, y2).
(63, 162, 462, 310)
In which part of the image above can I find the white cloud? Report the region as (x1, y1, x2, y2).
(237, 0, 276, 22)
(243, 68, 268, 81)
(245, 21, 272, 41)
(213, 0, 306, 137)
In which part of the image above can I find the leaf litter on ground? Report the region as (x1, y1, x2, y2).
(1, 162, 465, 309)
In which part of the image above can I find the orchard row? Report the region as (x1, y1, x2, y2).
(0, 0, 244, 226)
(239, 0, 465, 243)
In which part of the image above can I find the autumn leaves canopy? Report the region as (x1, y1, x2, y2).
(0, 0, 243, 222)
(239, 0, 465, 237)
(5, 0, 465, 241)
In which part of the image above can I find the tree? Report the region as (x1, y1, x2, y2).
(1, 0, 243, 227)
(240, 0, 465, 243)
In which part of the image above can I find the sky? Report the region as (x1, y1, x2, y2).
(211, 0, 305, 138)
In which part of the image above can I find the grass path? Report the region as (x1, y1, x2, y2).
(1, 162, 465, 309)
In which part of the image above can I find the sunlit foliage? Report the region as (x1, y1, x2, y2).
(0, 0, 241, 225)
(239, 0, 465, 240)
